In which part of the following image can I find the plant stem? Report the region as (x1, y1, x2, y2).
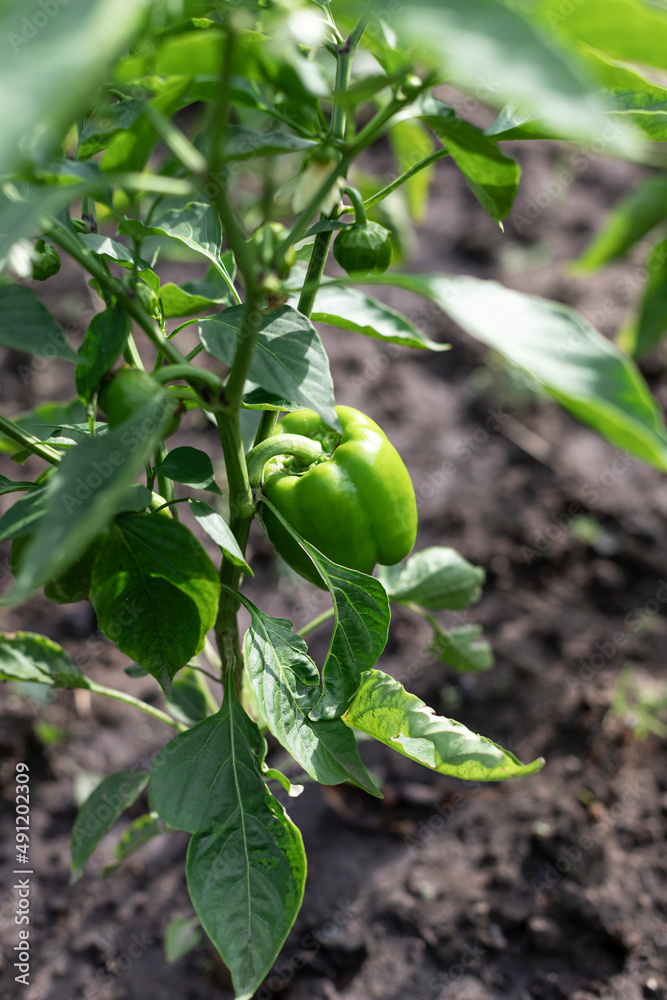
(358, 148, 450, 212)
(297, 228, 335, 318)
(246, 434, 322, 486)
(0, 414, 62, 465)
(86, 680, 187, 732)
(297, 607, 335, 637)
(342, 185, 367, 225)
(253, 410, 279, 446)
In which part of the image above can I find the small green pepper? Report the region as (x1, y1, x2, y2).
(260, 406, 417, 587)
(32, 241, 61, 281)
(333, 222, 392, 278)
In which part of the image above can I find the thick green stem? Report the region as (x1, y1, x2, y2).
(297, 228, 335, 318)
(86, 680, 187, 732)
(0, 414, 61, 465)
(253, 410, 279, 446)
(246, 434, 322, 486)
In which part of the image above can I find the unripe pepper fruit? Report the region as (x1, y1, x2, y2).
(98, 368, 181, 436)
(333, 222, 392, 278)
(261, 406, 417, 587)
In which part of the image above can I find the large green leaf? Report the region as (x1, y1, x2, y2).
(416, 97, 521, 223)
(0, 285, 79, 362)
(235, 591, 381, 796)
(199, 305, 338, 430)
(0, 0, 150, 177)
(71, 770, 149, 883)
(378, 547, 485, 611)
(389, 0, 638, 151)
(0, 631, 89, 689)
(91, 513, 219, 694)
(3, 395, 177, 606)
(575, 175, 667, 271)
(579, 47, 667, 142)
(122, 200, 237, 299)
(344, 670, 544, 780)
(0, 183, 106, 262)
(538, 0, 667, 73)
(375, 273, 667, 472)
(259, 499, 390, 721)
(151, 685, 306, 1000)
(308, 285, 448, 351)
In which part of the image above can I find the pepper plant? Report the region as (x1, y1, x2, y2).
(2, 2, 667, 997)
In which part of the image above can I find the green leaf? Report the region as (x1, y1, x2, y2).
(578, 47, 667, 142)
(390, 0, 638, 151)
(123, 199, 237, 299)
(0, 631, 89, 689)
(0, 488, 48, 541)
(71, 770, 149, 883)
(151, 685, 306, 999)
(169, 668, 214, 725)
(242, 388, 303, 412)
(377, 547, 485, 611)
(344, 670, 544, 780)
(3, 395, 177, 606)
(161, 257, 238, 318)
(539, 0, 667, 73)
(101, 76, 191, 173)
(164, 916, 202, 964)
(0, 475, 34, 497)
(0, 0, 151, 178)
(219, 125, 317, 160)
(188, 499, 253, 576)
(234, 591, 381, 796)
(375, 272, 667, 472)
(103, 812, 164, 875)
(389, 119, 436, 223)
(0, 399, 86, 454)
(91, 513, 219, 695)
(0, 183, 106, 262)
(308, 285, 449, 352)
(154, 446, 222, 495)
(160, 282, 228, 318)
(259, 499, 390, 721)
(76, 305, 130, 404)
(429, 621, 493, 673)
(627, 238, 667, 359)
(416, 97, 521, 223)
(199, 305, 338, 430)
(0, 285, 79, 362)
(575, 175, 667, 271)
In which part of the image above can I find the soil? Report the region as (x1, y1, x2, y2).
(1, 134, 667, 1000)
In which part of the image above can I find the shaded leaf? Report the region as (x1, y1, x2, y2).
(71, 770, 149, 883)
(0, 631, 89, 689)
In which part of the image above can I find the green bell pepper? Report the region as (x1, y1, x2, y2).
(260, 405, 417, 586)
